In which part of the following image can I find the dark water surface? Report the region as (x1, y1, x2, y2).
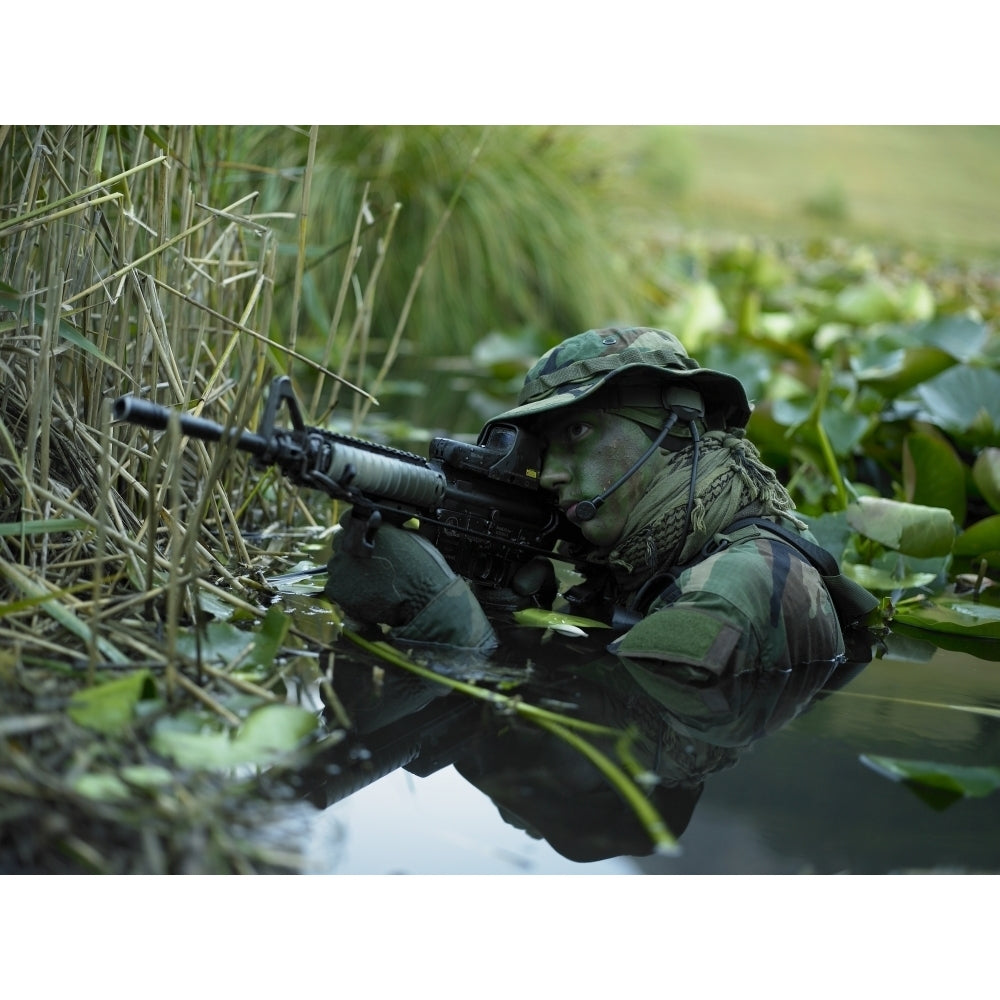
(285, 618, 1000, 875)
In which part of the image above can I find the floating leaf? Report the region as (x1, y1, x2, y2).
(909, 315, 990, 363)
(514, 607, 610, 633)
(902, 431, 966, 522)
(915, 365, 1000, 447)
(892, 597, 1000, 639)
(69, 670, 157, 735)
(854, 344, 955, 398)
(71, 765, 174, 802)
(843, 563, 939, 593)
(846, 496, 955, 558)
(888, 620, 1000, 661)
(246, 605, 290, 668)
(952, 515, 1000, 569)
(152, 703, 317, 769)
(173, 621, 255, 666)
(834, 278, 901, 324)
(860, 754, 1000, 810)
(972, 448, 1000, 514)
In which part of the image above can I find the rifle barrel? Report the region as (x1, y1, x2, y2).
(112, 395, 270, 457)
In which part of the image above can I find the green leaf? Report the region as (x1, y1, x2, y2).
(173, 621, 256, 666)
(860, 754, 1000, 810)
(915, 365, 1000, 448)
(68, 670, 157, 735)
(0, 280, 122, 370)
(514, 607, 610, 635)
(908, 315, 990, 363)
(0, 517, 89, 537)
(246, 605, 290, 668)
(846, 496, 955, 558)
(952, 515, 1000, 568)
(71, 765, 173, 802)
(902, 431, 966, 522)
(892, 597, 1000, 639)
(854, 344, 955, 398)
(151, 703, 317, 769)
(972, 448, 1000, 514)
(834, 278, 901, 324)
(843, 563, 939, 593)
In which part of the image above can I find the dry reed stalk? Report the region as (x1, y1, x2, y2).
(0, 126, 350, 682)
(0, 125, 430, 872)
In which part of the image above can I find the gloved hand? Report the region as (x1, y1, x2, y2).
(325, 512, 497, 650)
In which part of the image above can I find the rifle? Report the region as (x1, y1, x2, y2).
(112, 376, 581, 599)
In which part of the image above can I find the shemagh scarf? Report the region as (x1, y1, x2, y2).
(595, 426, 802, 595)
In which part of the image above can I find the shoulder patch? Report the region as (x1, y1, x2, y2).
(611, 605, 744, 678)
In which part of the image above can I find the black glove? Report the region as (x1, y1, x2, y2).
(325, 512, 497, 650)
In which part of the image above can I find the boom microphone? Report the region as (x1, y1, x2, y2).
(575, 413, 678, 522)
(574, 385, 706, 523)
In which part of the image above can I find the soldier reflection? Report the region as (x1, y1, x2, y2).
(304, 626, 876, 864)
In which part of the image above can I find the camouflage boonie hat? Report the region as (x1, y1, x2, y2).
(491, 327, 752, 429)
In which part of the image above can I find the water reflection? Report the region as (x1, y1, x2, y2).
(294, 623, 878, 870)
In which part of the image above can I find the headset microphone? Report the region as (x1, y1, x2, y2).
(574, 412, 679, 522)
(573, 385, 705, 523)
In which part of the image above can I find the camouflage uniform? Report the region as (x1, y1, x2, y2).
(327, 327, 872, 677)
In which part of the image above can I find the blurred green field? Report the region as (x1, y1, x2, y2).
(665, 125, 1000, 257)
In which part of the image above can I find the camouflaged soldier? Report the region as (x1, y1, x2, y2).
(325, 326, 875, 678)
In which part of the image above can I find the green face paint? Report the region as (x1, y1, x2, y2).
(539, 409, 672, 551)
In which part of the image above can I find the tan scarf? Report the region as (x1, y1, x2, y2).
(593, 429, 801, 594)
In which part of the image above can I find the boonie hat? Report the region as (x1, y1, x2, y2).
(490, 327, 752, 429)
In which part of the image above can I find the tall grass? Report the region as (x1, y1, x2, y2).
(213, 126, 680, 358)
(0, 125, 381, 676)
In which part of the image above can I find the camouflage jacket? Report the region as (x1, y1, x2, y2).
(607, 519, 845, 681)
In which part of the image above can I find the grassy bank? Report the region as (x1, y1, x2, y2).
(662, 125, 1000, 257)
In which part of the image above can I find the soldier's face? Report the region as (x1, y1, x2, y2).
(538, 408, 668, 550)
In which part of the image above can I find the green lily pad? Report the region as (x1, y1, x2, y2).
(68, 670, 157, 735)
(909, 315, 990, 363)
(846, 497, 955, 558)
(953, 515, 1000, 568)
(892, 597, 1000, 639)
(854, 344, 955, 398)
(834, 278, 901, 324)
(72, 765, 174, 802)
(514, 607, 610, 635)
(860, 754, 1000, 810)
(915, 365, 1000, 447)
(973, 449, 1000, 514)
(152, 703, 318, 770)
(843, 563, 939, 593)
(902, 431, 966, 522)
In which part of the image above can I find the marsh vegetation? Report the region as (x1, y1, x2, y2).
(2, 125, 998, 872)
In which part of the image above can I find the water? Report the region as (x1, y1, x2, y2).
(284, 621, 1000, 875)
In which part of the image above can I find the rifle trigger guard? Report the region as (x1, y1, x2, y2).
(343, 508, 382, 558)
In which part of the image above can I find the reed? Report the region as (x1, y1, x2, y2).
(0, 126, 383, 672)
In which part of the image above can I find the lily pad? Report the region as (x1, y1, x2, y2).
(846, 496, 955, 558)
(860, 755, 1000, 810)
(915, 364, 1000, 448)
(952, 515, 1000, 569)
(902, 431, 966, 522)
(972, 449, 1000, 514)
(514, 607, 610, 635)
(152, 703, 318, 770)
(843, 563, 939, 593)
(68, 670, 157, 735)
(892, 597, 1000, 639)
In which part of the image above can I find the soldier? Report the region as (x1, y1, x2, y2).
(325, 326, 876, 679)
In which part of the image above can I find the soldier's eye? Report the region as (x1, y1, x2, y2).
(566, 421, 591, 443)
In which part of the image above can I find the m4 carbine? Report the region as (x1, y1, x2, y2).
(112, 376, 581, 599)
